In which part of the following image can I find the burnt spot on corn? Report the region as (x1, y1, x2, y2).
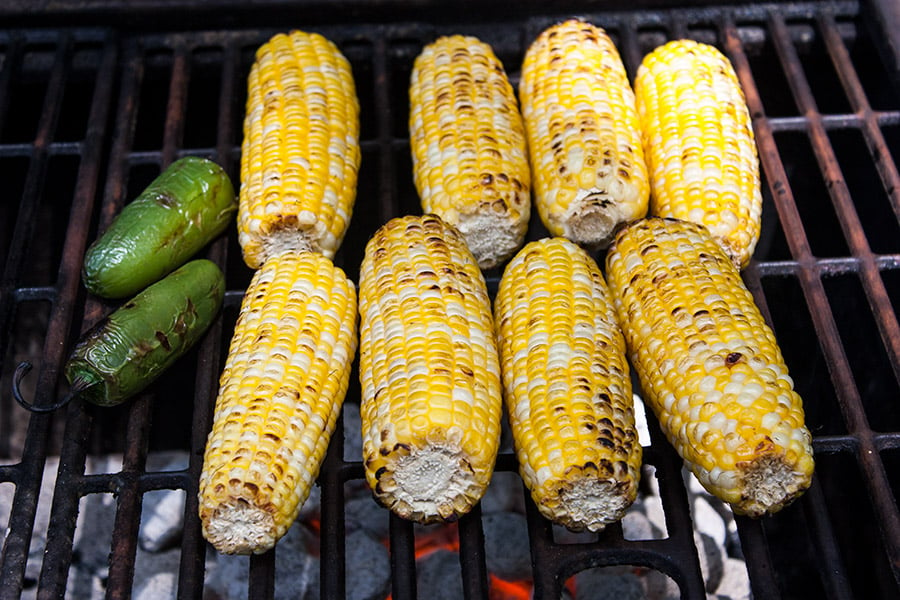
(726, 352, 743, 366)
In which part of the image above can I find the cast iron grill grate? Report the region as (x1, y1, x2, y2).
(1, 2, 899, 599)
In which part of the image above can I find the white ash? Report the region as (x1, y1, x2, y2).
(345, 530, 391, 600)
(139, 488, 186, 553)
(482, 511, 531, 582)
(344, 496, 390, 542)
(205, 521, 319, 600)
(479, 470, 525, 515)
(416, 549, 464, 600)
(573, 565, 647, 600)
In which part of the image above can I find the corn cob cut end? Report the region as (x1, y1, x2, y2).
(536, 462, 639, 532)
(241, 229, 320, 270)
(201, 493, 280, 555)
(716, 444, 814, 517)
(368, 425, 489, 523)
(557, 189, 635, 249)
(454, 209, 527, 270)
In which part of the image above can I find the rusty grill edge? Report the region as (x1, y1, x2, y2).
(1, 1, 899, 599)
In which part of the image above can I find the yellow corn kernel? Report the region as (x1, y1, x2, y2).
(519, 19, 649, 247)
(634, 40, 762, 269)
(494, 237, 641, 531)
(358, 214, 502, 523)
(239, 30, 361, 269)
(199, 251, 358, 554)
(605, 217, 814, 517)
(409, 35, 531, 269)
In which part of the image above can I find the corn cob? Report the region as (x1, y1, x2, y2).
(409, 35, 531, 269)
(605, 217, 813, 516)
(238, 30, 361, 269)
(199, 251, 358, 554)
(634, 40, 762, 269)
(494, 237, 641, 531)
(519, 19, 649, 248)
(358, 214, 502, 523)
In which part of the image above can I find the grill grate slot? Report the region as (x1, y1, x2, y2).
(1, 2, 899, 599)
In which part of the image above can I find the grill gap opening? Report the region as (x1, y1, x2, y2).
(635, 27, 669, 56)
(391, 141, 419, 218)
(758, 495, 823, 598)
(839, 16, 900, 111)
(147, 347, 203, 451)
(821, 273, 900, 431)
(338, 141, 383, 280)
(883, 268, 900, 319)
(882, 448, 900, 511)
(182, 46, 225, 151)
(621, 464, 668, 541)
(753, 171, 792, 262)
(3, 299, 52, 460)
(563, 564, 679, 600)
(55, 43, 104, 143)
(132, 47, 174, 152)
(882, 124, 900, 175)
(793, 19, 853, 115)
(813, 451, 899, 599)
(387, 37, 422, 139)
(746, 34, 798, 117)
(685, 25, 718, 47)
(759, 274, 846, 435)
(0, 155, 31, 268)
(70, 491, 119, 598)
(343, 39, 376, 143)
(772, 130, 850, 257)
(1, 44, 54, 144)
(21, 154, 81, 288)
(827, 128, 900, 254)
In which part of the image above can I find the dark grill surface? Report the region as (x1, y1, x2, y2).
(1, 1, 899, 599)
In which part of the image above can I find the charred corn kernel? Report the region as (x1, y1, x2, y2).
(634, 40, 762, 269)
(358, 214, 502, 523)
(409, 35, 531, 269)
(605, 218, 814, 516)
(238, 30, 361, 269)
(199, 251, 358, 554)
(494, 238, 641, 532)
(519, 19, 649, 248)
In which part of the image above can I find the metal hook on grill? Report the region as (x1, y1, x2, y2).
(11, 361, 93, 413)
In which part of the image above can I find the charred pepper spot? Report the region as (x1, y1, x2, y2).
(154, 191, 178, 209)
(155, 331, 172, 351)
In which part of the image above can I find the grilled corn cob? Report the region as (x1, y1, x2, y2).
(634, 40, 762, 269)
(358, 214, 502, 523)
(605, 218, 813, 516)
(494, 237, 641, 531)
(238, 30, 361, 269)
(199, 251, 358, 554)
(519, 19, 649, 248)
(409, 35, 531, 269)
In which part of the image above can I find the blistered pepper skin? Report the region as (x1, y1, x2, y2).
(82, 157, 236, 298)
(65, 259, 225, 406)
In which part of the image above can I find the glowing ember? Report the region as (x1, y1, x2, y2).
(490, 574, 531, 600)
(383, 522, 533, 600)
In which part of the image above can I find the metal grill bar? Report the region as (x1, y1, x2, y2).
(0, 33, 78, 600)
(768, 12, 900, 587)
